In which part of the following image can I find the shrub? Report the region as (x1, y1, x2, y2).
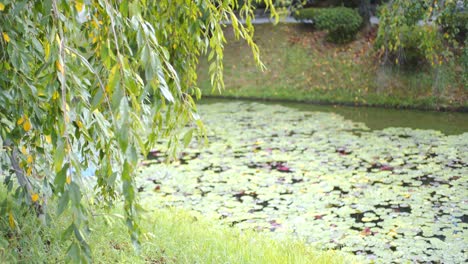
(293, 7, 321, 21)
(439, 11, 468, 42)
(375, 0, 464, 69)
(401, 25, 443, 66)
(375, 23, 443, 66)
(295, 7, 363, 43)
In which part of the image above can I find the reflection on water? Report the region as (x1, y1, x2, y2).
(200, 98, 468, 135)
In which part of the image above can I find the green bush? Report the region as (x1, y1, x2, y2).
(293, 7, 321, 21)
(294, 7, 363, 43)
(401, 25, 442, 66)
(440, 11, 468, 42)
(375, 24, 443, 66)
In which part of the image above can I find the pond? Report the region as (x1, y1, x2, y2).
(138, 100, 467, 263)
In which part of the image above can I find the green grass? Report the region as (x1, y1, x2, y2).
(0, 191, 350, 263)
(198, 24, 467, 110)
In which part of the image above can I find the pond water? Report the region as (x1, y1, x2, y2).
(138, 100, 467, 263)
(201, 98, 468, 135)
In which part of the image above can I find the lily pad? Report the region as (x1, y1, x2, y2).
(138, 101, 467, 263)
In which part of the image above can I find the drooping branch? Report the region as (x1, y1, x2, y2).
(5, 139, 33, 195)
(5, 139, 46, 224)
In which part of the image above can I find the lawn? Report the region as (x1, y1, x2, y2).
(198, 24, 467, 110)
(0, 186, 349, 263)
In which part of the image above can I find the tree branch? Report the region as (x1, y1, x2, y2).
(5, 139, 46, 224)
(5, 139, 33, 194)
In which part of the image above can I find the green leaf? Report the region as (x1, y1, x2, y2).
(53, 140, 65, 173)
(62, 223, 75, 241)
(57, 191, 69, 216)
(117, 98, 130, 152)
(126, 145, 138, 166)
(157, 68, 174, 102)
(69, 182, 81, 205)
(54, 163, 69, 194)
(91, 89, 104, 110)
(67, 242, 81, 263)
(183, 128, 194, 147)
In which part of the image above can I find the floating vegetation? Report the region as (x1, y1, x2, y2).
(138, 102, 467, 263)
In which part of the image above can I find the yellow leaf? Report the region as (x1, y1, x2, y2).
(23, 119, 32, 131)
(2, 32, 10, 42)
(44, 41, 50, 60)
(66, 175, 71, 184)
(56, 60, 64, 74)
(0, 3, 5, 11)
(75, 1, 84, 12)
(26, 166, 32, 176)
(31, 193, 39, 202)
(76, 120, 83, 128)
(27, 155, 33, 164)
(387, 229, 398, 237)
(52, 91, 60, 100)
(17, 116, 24, 125)
(45, 135, 52, 144)
(21, 146, 27, 155)
(8, 211, 15, 228)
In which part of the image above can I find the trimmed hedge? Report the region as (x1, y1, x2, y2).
(294, 7, 363, 43)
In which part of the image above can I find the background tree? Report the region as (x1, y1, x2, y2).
(375, 0, 466, 66)
(0, 0, 276, 262)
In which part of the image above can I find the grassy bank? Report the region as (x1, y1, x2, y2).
(0, 193, 349, 263)
(198, 24, 467, 110)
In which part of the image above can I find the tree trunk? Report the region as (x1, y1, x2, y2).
(359, 0, 371, 27)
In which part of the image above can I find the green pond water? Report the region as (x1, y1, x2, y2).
(138, 100, 467, 263)
(201, 98, 468, 135)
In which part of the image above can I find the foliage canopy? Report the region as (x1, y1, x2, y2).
(0, 0, 276, 262)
